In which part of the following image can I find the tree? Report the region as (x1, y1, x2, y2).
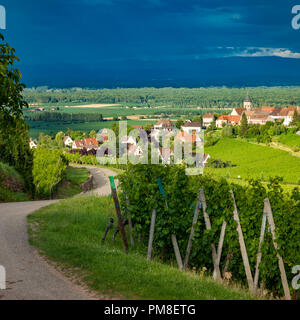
(0, 33, 33, 192)
(89, 130, 97, 138)
(0, 34, 28, 121)
(222, 125, 233, 137)
(239, 113, 248, 137)
(291, 109, 300, 126)
(175, 119, 185, 129)
(144, 123, 153, 132)
(192, 116, 203, 125)
(55, 131, 65, 148)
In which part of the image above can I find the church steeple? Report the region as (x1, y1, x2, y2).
(243, 90, 252, 110)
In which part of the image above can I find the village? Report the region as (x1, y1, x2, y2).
(28, 92, 300, 167)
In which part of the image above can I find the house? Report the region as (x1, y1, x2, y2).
(244, 110, 273, 125)
(128, 144, 143, 157)
(29, 139, 37, 149)
(120, 136, 137, 146)
(181, 122, 202, 134)
(269, 106, 300, 126)
(175, 131, 202, 144)
(261, 106, 275, 112)
(153, 119, 174, 130)
(84, 138, 98, 150)
(202, 113, 215, 128)
(63, 136, 73, 147)
(216, 115, 241, 128)
(132, 125, 143, 130)
(72, 140, 85, 149)
(231, 108, 246, 117)
(246, 114, 273, 125)
(283, 110, 295, 126)
(152, 119, 174, 141)
(72, 138, 98, 150)
(231, 92, 253, 117)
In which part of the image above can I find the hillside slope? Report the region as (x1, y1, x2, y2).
(0, 162, 31, 202)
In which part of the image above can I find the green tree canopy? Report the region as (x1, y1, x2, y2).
(239, 113, 249, 138)
(0, 34, 33, 192)
(0, 34, 28, 122)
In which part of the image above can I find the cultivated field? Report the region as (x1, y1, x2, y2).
(205, 137, 300, 185)
(27, 120, 157, 138)
(65, 104, 121, 108)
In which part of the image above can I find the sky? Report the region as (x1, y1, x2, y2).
(1, 0, 300, 87)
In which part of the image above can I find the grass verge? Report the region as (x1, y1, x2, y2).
(28, 195, 253, 300)
(55, 166, 90, 199)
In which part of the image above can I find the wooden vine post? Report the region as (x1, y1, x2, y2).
(183, 189, 201, 270)
(172, 234, 184, 270)
(253, 202, 268, 292)
(199, 189, 222, 281)
(264, 198, 291, 300)
(109, 176, 128, 254)
(216, 219, 227, 278)
(126, 196, 135, 247)
(147, 209, 157, 260)
(230, 190, 254, 292)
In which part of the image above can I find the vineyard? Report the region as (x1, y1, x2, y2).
(118, 164, 300, 298)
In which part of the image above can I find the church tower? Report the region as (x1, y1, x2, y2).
(243, 90, 252, 110)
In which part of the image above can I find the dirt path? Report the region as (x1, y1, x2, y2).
(0, 167, 117, 300)
(72, 165, 119, 196)
(249, 140, 300, 158)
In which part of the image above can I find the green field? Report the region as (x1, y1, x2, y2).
(25, 104, 220, 117)
(278, 133, 300, 149)
(27, 195, 253, 300)
(27, 120, 157, 138)
(205, 137, 300, 185)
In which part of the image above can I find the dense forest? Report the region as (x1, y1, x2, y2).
(23, 86, 300, 108)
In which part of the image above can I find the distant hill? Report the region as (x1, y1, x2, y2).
(20, 56, 300, 88)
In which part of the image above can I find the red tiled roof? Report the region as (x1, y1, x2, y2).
(202, 113, 215, 119)
(261, 106, 275, 112)
(74, 140, 85, 148)
(84, 138, 98, 146)
(155, 119, 174, 127)
(175, 131, 198, 143)
(232, 108, 246, 116)
(182, 122, 202, 128)
(217, 115, 240, 123)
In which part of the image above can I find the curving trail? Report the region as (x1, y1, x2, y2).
(0, 166, 117, 300)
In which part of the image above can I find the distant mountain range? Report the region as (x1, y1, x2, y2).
(19, 56, 300, 88)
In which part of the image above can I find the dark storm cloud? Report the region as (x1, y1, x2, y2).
(1, 0, 300, 86)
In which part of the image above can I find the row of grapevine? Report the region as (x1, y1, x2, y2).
(118, 164, 300, 298)
(64, 153, 128, 170)
(33, 148, 68, 197)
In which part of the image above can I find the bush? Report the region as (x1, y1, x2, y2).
(33, 148, 68, 197)
(206, 158, 233, 168)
